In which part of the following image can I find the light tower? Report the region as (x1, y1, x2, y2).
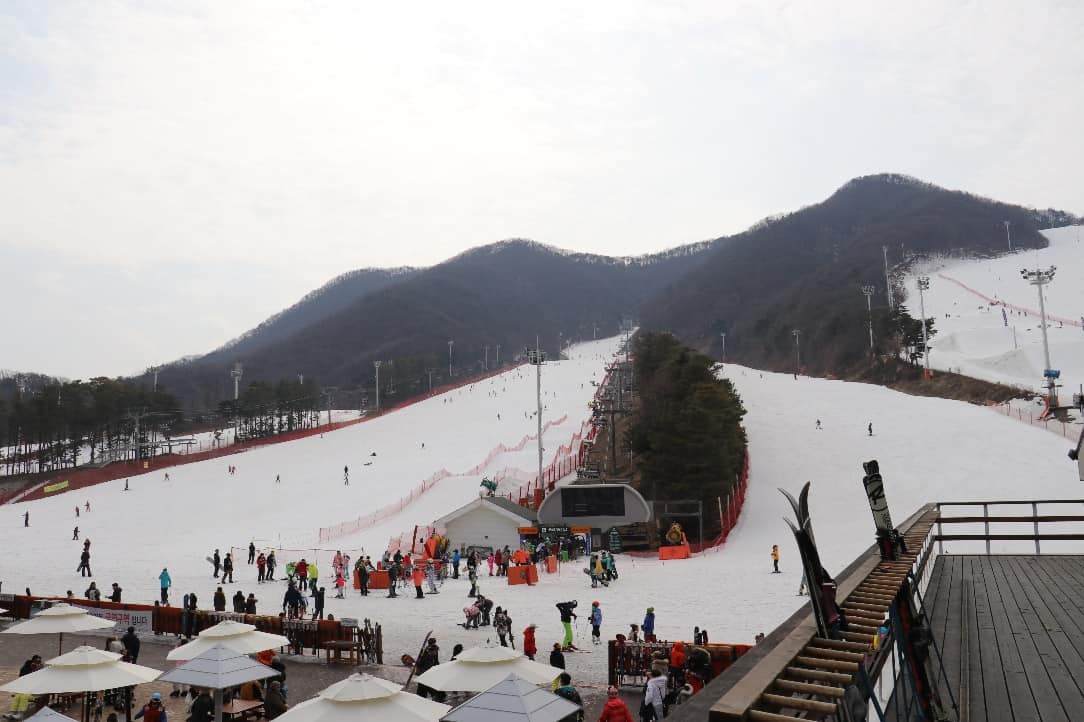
(792, 329, 802, 376)
(861, 286, 876, 351)
(495, 344, 501, 367)
(230, 363, 243, 401)
(448, 340, 454, 378)
(1003, 221, 1013, 252)
(374, 361, 382, 413)
(917, 277, 931, 378)
(484, 346, 489, 371)
(720, 332, 726, 361)
(1020, 265, 1058, 407)
(526, 339, 546, 490)
(882, 246, 893, 309)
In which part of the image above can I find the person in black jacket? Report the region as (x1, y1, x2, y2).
(78, 547, 92, 577)
(245, 594, 257, 615)
(109, 583, 122, 603)
(121, 627, 141, 663)
(190, 689, 214, 722)
(222, 553, 234, 583)
(311, 587, 325, 620)
(414, 639, 445, 702)
(248, 542, 256, 565)
(212, 550, 221, 579)
(549, 643, 566, 669)
(233, 591, 246, 613)
(213, 587, 226, 612)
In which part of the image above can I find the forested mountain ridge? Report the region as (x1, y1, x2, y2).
(642, 173, 1080, 374)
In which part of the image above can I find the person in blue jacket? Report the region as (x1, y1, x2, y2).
(158, 568, 172, 605)
(590, 601, 603, 644)
(452, 549, 461, 579)
(643, 607, 656, 640)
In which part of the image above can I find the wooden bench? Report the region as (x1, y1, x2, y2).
(222, 699, 264, 721)
(324, 639, 363, 666)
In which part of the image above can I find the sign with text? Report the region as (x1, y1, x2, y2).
(44, 480, 70, 494)
(81, 606, 153, 635)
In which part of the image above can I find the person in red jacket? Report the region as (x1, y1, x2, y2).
(295, 559, 309, 591)
(523, 623, 538, 660)
(412, 566, 425, 599)
(597, 687, 633, 722)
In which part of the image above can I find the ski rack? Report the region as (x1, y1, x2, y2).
(709, 507, 939, 722)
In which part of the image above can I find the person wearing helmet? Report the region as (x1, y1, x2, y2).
(135, 692, 167, 722)
(597, 686, 633, 722)
(590, 601, 603, 644)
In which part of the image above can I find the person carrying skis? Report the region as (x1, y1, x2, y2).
(414, 639, 445, 701)
(771, 545, 780, 573)
(523, 623, 538, 660)
(556, 600, 578, 650)
(590, 601, 603, 644)
(642, 607, 656, 641)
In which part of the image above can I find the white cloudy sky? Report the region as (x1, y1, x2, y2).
(2, 1, 1082, 379)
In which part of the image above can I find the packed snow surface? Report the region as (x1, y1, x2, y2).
(904, 224, 1084, 399)
(3, 330, 1080, 683)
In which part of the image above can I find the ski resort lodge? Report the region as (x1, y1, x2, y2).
(434, 496, 537, 551)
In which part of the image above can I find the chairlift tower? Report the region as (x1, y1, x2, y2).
(883, 246, 893, 309)
(792, 329, 802, 375)
(861, 286, 876, 351)
(1021, 266, 1059, 407)
(917, 277, 931, 377)
(1003, 221, 1013, 252)
(448, 340, 454, 378)
(526, 340, 546, 490)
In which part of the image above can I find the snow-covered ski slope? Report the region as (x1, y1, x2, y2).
(3, 338, 1080, 684)
(904, 225, 1084, 398)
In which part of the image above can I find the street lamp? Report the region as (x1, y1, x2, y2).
(917, 277, 931, 377)
(861, 286, 876, 351)
(448, 340, 454, 378)
(1020, 266, 1058, 406)
(1003, 221, 1012, 252)
(720, 332, 726, 361)
(792, 329, 802, 376)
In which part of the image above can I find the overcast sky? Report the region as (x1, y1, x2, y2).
(2, 1, 1082, 380)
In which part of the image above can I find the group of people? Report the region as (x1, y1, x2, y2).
(587, 550, 619, 587)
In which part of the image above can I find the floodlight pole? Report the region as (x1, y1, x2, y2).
(883, 245, 893, 309)
(448, 340, 454, 378)
(426, 368, 435, 392)
(527, 340, 546, 491)
(1004, 221, 1012, 252)
(792, 329, 802, 375)
(374, 361, 381, 413)
(720, 332, 726, 361)
(495, 344, 501, 367)
(231, 363, 243, 401)
(484, 346, 489, 371)
(1022, 266, 1058, 406)
(917, 277, 931, 376)
(861, 286, 876, 351)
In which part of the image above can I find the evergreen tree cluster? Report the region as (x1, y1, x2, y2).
(625, 333, 747, 537)
(217, 380, 321, 441)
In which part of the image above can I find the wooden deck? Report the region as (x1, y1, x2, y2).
(920, 555, 1084, 722)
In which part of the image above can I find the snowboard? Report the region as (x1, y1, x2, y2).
(403, 631, 433, 688)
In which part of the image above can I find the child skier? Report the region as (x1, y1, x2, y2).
(590, 601, 603, 644)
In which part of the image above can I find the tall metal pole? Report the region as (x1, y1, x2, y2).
(484, 346, 489, 371)
(917, 277, 931, 376)
(861, 286, 875, 350)
(1004, 221, 1012, 252)
(153, 368, 159, 393)
(374, 361, 381, 413)
(495, 344, 500, 367)
(426, 368, 434, 392)
(448, 340, 454, 378)
(792, 329, 801, 375)
(527, 340, 545, 491)
(720, 332, 726, 361)
(1021, 266, 1058, 406)
(883, 245, 893, 310)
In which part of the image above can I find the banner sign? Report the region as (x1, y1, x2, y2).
(44, 480, 70, 494)
(80, 606, 153, 635)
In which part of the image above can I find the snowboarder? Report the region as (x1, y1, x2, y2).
(771, 545, 780, 573)
(164, 472, 170, 481)
(590, 601, 603, 644)
(815, 419, 822, 430)
(222, 553, 234, 583)
(275, 474, 280, 483)
(556, 600, 578, 650)
(78, 546, 92, 577)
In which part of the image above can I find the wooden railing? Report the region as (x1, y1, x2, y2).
(934, 498, 1084, 554)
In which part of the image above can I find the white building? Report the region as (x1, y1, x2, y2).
(434, 496, 538, 552)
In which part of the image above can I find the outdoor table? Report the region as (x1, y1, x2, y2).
(324, 640, 362, 666)
(222, 699, 264, 721)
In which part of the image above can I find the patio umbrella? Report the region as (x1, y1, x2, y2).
(0, 646, 162, 722)
(166, 620, 289, 660)
(440, 674, 580, 722)
(413, 644, 564, 693)
(1, 604, 116, 654)
(22, 706, 79, 722)
(158, 644, 279, 722)
(275, 673, 450, 722)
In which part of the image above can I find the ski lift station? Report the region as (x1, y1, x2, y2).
(535, 481, 652, 530)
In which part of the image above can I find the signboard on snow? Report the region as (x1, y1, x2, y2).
(81, 606, 153, 635)
(44, 480, 69, 494)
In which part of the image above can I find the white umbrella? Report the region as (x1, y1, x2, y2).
(159, 644, 280, 722)
(0, 647, 161, 694)
(440, 674, 581, 722)
(22, 706, 79, 722)
(276, 673, 450, 722)
(414, 644, 564, 692)
(1, 603, 116, 654)
(166, 620, 289, 660)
